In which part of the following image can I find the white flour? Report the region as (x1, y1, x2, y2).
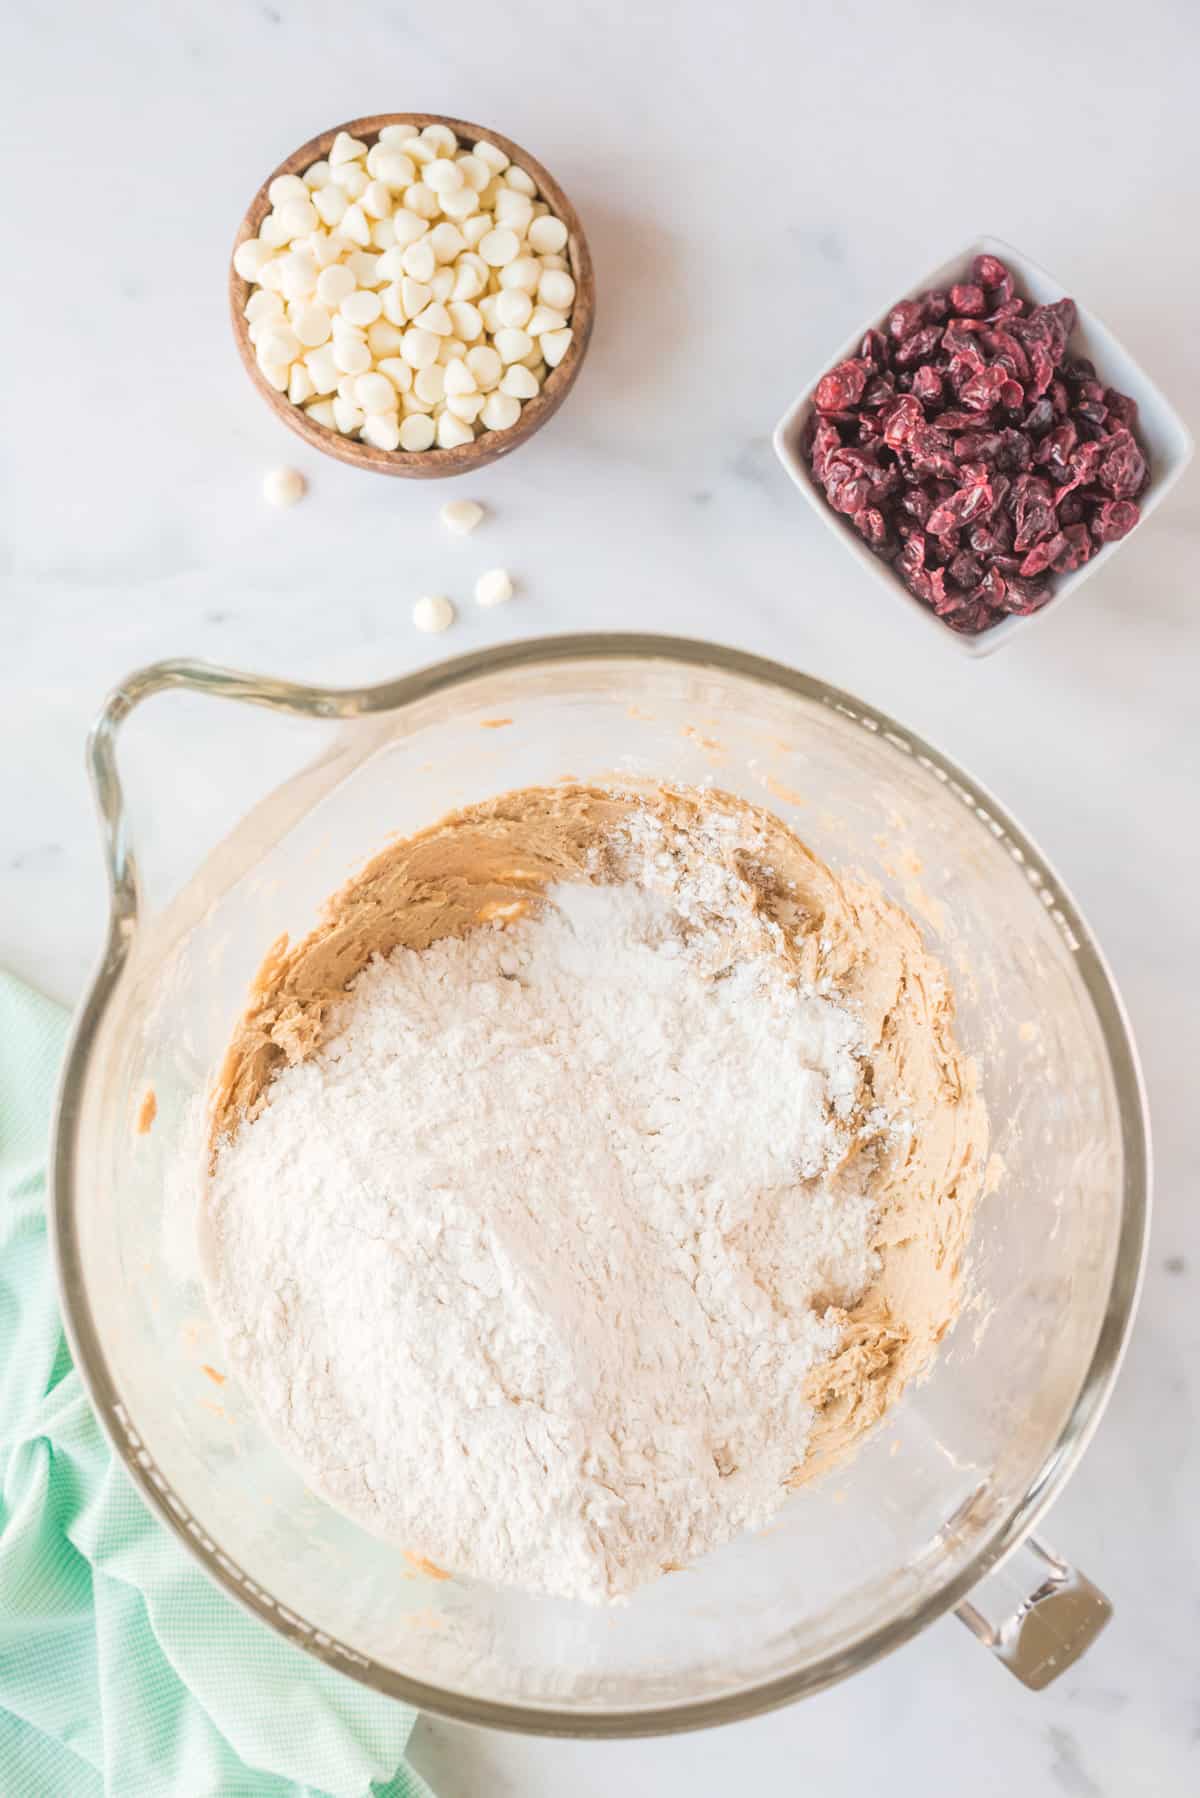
(202, 813, 883, 1602)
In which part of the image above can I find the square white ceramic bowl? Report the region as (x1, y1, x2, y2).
(773, 235, 1194, 657)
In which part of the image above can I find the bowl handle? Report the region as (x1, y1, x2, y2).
(86, 658, 370, 930)
(955, 1536, 1111, 1688)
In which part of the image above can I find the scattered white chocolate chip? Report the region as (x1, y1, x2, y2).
(240, 123, 579, 454)
(474, 567, 514, 607)
(262, 466, 306, 508)
(413, 593, 455, 632)
(440, 498, 485, 535)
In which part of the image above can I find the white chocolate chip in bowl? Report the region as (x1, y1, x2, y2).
(231, 113, 593, 476)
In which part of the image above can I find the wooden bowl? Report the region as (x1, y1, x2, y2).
(230, 113, 595, 478)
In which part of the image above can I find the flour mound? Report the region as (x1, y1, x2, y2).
(202, 824, 883, 1602)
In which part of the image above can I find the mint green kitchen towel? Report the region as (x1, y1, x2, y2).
(0, 972, 435, 1798)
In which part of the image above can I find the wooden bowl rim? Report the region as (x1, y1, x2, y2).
(230, 112, 595, 478)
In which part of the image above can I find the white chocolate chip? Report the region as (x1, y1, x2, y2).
(538, 269, 576, 311)
(303, 344, 340, 392)
(361, 180, 394, 220)
(355, 371, 399, 414)
(293, 302, 333, 347)
(332, 335, 371, 375)
(466, 344, 503, 390)
(451, 260, 485, 301)
(436, 411, 475, 449)
(527, 214, 568, 255)
(479, 227, 520, 267)
(413, 592, 455, 631)
(257, 323, 300, 365)
(245, 288, 283, 322)
(473, 139, 510, 174)
(493, 327, 533, 364)
(306, 398, 336, 427)
(332, 396, 365, 434)
(341, 203, 372, 247)
(313, 185, 349, 228)
(401, 327, 440, 369)
(494, 188, 534, 232)
(475, 567, 514, 606)
(448, 300, 484, 341)
(413, 301, 452, 336)
(347, 250, 384, 287)
(377, 356, 414, 393)
(500, 363, 540, 399)
(414, 364, 446, 404)
(425, 157, 464, 194)
(277, 197, 320, 240)
(397, 276, 430, 318)
(401, 239, 436, 283)
(527, 304, 568, 336)
(422, 123, 459, 154)
(505, 166, 537, 196)
(405, 182, 440, 221)
(498, 256, 541, 293)
(429, 221, 466, 263)
(268, 174, 309, 208)
(390, 208, 429, 249)
(234, 238, 276, 281)
(330, 131, 368, 167)
(480, 391, 521, 431)
(262, 465, 306, 506)
(540, 327, 573, 367)
(315, 263, 356, 306)
(337, 163, 368, 200)
(368, 145, 416, 189)
(341, 288, 382, 326)
(439, 184, 480, 222)
(304, 160, 333, 190)
(366, 318, 404, 357)
(495, 288, 533, 329)
(446, 390, 485, 423)
(443, 357, 478, 396)
(361, 411, 402, 451)
(288, 362, 315, 405)
(456, 153, 490, 192)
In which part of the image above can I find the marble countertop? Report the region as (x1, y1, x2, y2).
(4, 2, 1197, 1792)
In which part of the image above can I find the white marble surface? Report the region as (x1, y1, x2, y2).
(4, 2, 1198, 1793)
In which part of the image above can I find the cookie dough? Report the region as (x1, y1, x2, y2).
(208, 783, 986, 1486)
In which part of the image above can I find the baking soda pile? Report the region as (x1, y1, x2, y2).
(202, 810, 884, 1601)
(235, 123, 576, 453)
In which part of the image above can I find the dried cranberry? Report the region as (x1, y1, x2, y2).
(1097, 428, 1147, 498)
(887, 300, 925, 340)
(949, 550, 983, 589)
(907, 426, 959, 479)
(1025, 397, 1055, 436)
(1092, 499, 1140, 542)
(950, 283, 987, 317)
(1104, 388, 1138, 430)
(912, 365, 944, 405)
(815, 359, 871, 412)
(922, 290, 952, 323)
(901, 486, 934, 525)
(1034, 421, 1078, 468)
(861, 329, 888, 367)
(1018, 533, 1067, 577)
(862, 375, 895, 409)
(1051, 524, 1093, 572)
(893, 326, 944, 367)
(882, 394, 925, 448)
(972, 254, 1009, 290)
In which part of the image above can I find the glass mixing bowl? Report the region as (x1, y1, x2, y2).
(50, 636, 1148, 1732)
